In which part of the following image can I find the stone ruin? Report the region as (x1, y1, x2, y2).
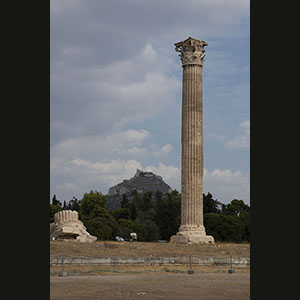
(170, 37, 214, 244)
(50, 210, 97, 242)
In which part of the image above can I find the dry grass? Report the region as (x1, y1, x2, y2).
(50, 240, 250, 259)
(50, 241, 250, 299)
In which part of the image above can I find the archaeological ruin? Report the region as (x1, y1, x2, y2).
(50, 210, 97, 242)
(170, 37, 214, 244)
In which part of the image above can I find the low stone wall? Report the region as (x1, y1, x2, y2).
(50, 256, 250, 266)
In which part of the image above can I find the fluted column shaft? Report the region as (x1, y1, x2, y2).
(170, 37, 214, 243)
(54, 210, 78, 223)
(181, 64, 203, 227)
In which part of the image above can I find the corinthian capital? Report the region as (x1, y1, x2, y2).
(175, 37, 208, 67)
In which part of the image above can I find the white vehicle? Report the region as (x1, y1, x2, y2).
(130, 232, 137, 241)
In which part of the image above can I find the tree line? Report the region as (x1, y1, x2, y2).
(50, 190, 250, 243)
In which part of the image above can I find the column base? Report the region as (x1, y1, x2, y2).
(170, 225, 214, 244)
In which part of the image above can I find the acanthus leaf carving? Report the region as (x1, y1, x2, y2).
(175, 37, 208, 67)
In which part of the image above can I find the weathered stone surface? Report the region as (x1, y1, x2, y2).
(171, 37, 214, 244)
(106, 169, 172, 210)
(175, 37, 208, 67)
(50, 210, 97, 242)
(171, 231, 214, 244)
(170, 234, 189, 244)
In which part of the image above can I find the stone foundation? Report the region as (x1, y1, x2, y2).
(170, 232, 214, 244)
(50, 210, 97, 242)
(170, 225, 214, 244)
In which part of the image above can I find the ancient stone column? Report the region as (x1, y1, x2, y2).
(50, 210, 97, 242)
(170, 37, 214, 244)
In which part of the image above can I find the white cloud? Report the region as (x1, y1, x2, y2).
(84, 43, 170, 86)
(50, 158, 180, 200)
(51, 0, 250, 52)
(206, 132, 227, 143)
(51, 128, 175, 163)
(51, 129, 147, 159)
(56, 182, 76, 190)
(51, 157, 249, 205)
(124, 129, 150, 143)
(50, 0, 250, 203)
(153, 144, 174, 156)
(145, 163, 180, 187)
(51, 43, 180, 145)
(203, 168, 249, 204)
(51, 158, 143, 199)
(70, 158, 142, 175)
(206, 120, 250, 151)
(225, 120, 250, 150)
(50, 127, 179, 199)
(50, 0, 82, 15)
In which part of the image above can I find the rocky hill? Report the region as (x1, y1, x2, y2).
(106, 169, 173, 210)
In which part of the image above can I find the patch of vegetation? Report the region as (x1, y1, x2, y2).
(50, 191, 250, 243)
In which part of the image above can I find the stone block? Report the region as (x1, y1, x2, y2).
(50, 210, 97, 242)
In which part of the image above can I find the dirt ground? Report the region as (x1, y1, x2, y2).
(50, 264, 249, 276)
(50, 241, 250, 258)
(50, 272, 250, 300)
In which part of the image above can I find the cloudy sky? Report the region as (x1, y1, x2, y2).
(50, 0, 250, 205)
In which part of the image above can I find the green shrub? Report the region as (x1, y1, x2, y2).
(204, 213, 246, 242)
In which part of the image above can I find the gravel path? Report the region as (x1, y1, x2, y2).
(50, 272, 250, 300)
